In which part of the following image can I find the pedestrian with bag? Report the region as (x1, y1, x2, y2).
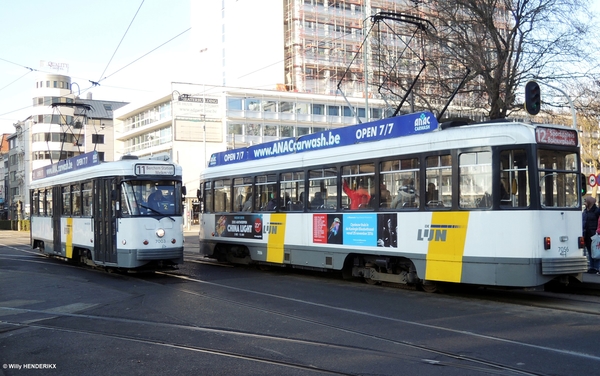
(582, 196, 600, 273)
(592, 215, 600, 275)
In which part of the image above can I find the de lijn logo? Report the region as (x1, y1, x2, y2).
(417, 224, 461, 241)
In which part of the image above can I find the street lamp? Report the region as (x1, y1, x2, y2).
(201, 114, 206, 167)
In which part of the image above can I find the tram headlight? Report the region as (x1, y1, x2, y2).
(156, 228, 165, 238)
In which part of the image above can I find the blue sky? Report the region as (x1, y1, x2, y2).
(0, 0, 195, 134)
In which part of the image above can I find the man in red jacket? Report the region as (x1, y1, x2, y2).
(343, 179, 370, 210)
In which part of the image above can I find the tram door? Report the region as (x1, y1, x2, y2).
(52, 186, 61, 254)
(93, 178, 117, 264)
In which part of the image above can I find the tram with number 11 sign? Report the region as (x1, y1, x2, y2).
(198, 112, 587, 291)
(30, 152, 186, 270)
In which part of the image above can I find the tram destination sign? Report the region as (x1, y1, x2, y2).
(209, 111, 437, 167)
(134, 164, 175, 176)
(535, 127, 577, 146)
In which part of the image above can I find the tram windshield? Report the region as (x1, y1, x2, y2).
(121, 180, 183, 216)
(538, 149, 579, 208)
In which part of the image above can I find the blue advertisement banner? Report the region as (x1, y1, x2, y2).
(32, 151, 100, 181)
(208, 111, 437, 167)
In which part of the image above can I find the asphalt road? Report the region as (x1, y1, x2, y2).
(1, 229, 599, 375)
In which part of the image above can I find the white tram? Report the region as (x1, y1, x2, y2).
(197, 112, 587, 290)
(30, 152, 186, 270)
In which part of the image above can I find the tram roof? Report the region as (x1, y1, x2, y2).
(201, 115, 578, 180)
(30, 154, 182, 189)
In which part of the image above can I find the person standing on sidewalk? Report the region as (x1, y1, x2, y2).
(582, 196, 600, 273)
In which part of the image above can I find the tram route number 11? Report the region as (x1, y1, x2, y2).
(135, 164, 175, 176)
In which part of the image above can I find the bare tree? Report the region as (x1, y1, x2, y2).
(416, 0, 595, 119)
(572, 82, 600, 176)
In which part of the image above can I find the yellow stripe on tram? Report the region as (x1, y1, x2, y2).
(66, 217, 73, 259)
(266, 213, 287, 263)
(425, 212, 469, 283)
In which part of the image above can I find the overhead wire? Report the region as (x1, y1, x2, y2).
(96, 0, 145, 84)
(0, 26, 189, 121)
(99, 27, 191, 83)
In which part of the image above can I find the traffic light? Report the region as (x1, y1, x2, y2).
(581, 173, 588, 195)
(525, 81, 541, 115)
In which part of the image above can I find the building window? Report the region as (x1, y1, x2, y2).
(228, 123, 243, 135)
(281, 126, 294, 137)
(92, 134, 105, 144)
(227, 97, 243, 110)
(327, 106, 340, 116)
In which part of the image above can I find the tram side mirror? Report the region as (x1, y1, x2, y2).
(196, 189, 201, 200)
(111, 190, 118, 201)
(182, 186, 187, 196)
(581, 173, 587, 196)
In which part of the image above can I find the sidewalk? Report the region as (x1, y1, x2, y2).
(184, 224, 200, 234)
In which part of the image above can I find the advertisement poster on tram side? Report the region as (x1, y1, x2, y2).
(215, 215, 263, 239)
(313, 214, 343, 244)
(313, 213, 397, 247)
(343, 213, 377, 246)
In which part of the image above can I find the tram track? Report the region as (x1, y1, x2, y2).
(0, 301, 552, 376)
(2, 245, 600, 375)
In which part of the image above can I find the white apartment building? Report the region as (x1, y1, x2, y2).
(8, 73, 126, 219)
(113, 83, 391, 201)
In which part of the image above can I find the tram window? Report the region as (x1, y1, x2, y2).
(255, 174, 277, 211)
(38, 190, 45, 216)
(280, 171, 304, 211)
(500, 149, 529, 208)
(308, 168, 337, 211)
(459, 151, 492, 209)
(120, 188, 130, 216)
(426, 155, 452, 209)
(72, 184, 81, 216)
(233, 177, 253, 212)
(32, 191, 39, 216)
(538, 149, 579, 208)
(204, 181, 213, 213)
(342, 163, 374, 210)
(82, 182, 93, 216)
(381, 158, 419, 210)
(214, 179, 231, 212)
(46, 189, 53, 216)
(62, 186, 71, 215)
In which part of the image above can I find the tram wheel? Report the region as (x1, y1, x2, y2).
(421, 281, 439, 293)
(364, 277, 380, 285)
